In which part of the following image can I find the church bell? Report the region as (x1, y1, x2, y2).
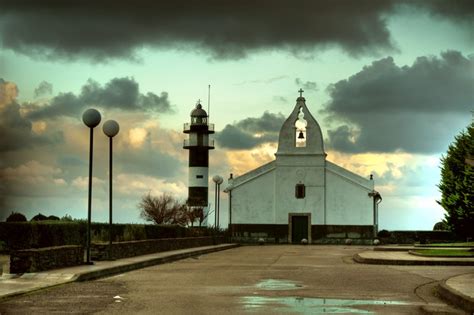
(298, 131, 305, 139)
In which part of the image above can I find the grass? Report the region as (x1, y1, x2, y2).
(417, 242, 474, 247)
(411, 248, 474, 257)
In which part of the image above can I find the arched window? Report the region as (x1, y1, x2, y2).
(295, 107, 307, 147)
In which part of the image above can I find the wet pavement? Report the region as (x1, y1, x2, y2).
(1, 245, 473, 314)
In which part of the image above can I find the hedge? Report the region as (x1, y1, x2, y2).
(0, 222, 221, 251)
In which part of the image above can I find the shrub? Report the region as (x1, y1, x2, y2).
(47, 215, 60, 221)
(31, 213, 48, 221)
(433, 221, 449, 231)
(124, 225, 146, 241)
(6, 212, 27, 222)
(0, 221, 223, 250)
(378, 229, 391, 238)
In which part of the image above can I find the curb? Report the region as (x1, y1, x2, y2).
(408, 250, 474, 259)
(353, 253, 474, 266)
(75, 243, 239, 281)
(438, 279, 474, 313)
(373, 247, 415, 252)
(0, 244, 239, 301)
(0, 279, 76, 302)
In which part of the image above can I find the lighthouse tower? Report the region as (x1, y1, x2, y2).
(183, 102, 214, 206)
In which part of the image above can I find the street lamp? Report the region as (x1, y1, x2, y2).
(103, 120, 120, 260)
(82, 108, 101, 265)
(212, 175, 223, 229)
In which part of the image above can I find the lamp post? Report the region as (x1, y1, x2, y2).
(103, 120, 120, 260)
(82, 108, 101, 265)
(212, 175, 223, 229)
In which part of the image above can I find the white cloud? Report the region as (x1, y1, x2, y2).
(115, 173, 187, 198)
(71, 176, 105, 190)
(0, 160, 62, 184)
(128, 127, 148, 148)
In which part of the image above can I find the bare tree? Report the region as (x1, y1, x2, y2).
(139, 193, 188, 225)
(185, 206, 209, 227)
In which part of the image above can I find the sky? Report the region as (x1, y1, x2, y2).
(0, 1, 473, 230)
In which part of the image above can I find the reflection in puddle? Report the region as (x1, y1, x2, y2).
(241, 296, 408, 314)
(255, 279, 303, 290)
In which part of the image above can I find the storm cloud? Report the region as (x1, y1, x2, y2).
(216, 111, 285, 149)
(26, 77, 173, 120)
(0, 79, 63, 153)
(34, 81, 53, 98)
(1, 1, 472, 62)
(324, 51, 474, 154)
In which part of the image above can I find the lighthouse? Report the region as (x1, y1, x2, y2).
(183, 101, 214, 206)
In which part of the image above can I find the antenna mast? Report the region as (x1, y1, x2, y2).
(208, 84, 211, 121)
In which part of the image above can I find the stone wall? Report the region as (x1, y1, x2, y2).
(91, 236, 225, 260)
(230, 224, 374, 243)
(231, 224, 288, 243)
(312, 224, 374, 240)
(10, 245, 83, 273)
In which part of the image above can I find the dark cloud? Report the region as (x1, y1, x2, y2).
(324, 51, 474, 154)
(0, 80, 63, 153)
(295, 78, 318, 92)
(26, 77, 173, 120)
(34, 81, 53, 98)
(408, 0, 474, 23)
(1, 1, 461, 62)
(216, 111, 285, 149)
(116, 146, 181, 179)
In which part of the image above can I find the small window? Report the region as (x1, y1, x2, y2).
(196, 175, 203, 179)
(295, 184, 305, 199)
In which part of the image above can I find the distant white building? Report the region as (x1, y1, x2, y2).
(225, 91, 381, 243)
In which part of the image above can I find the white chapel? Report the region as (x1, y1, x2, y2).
(225, 91, 381, 244)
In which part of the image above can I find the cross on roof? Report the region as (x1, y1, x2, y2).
(298, 88, 304, 97)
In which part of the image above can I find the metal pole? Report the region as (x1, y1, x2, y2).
(214, 182, 218, 228)
(217, 183, 220, 229)
(108, 137, 113, 259)
(228, 190, 231, 227)
(373, 196, 376, 239)
(86, 127, 93, 264)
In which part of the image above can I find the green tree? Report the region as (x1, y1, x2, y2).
(438, 122, 474, 239)
(6, 211, 27, 222)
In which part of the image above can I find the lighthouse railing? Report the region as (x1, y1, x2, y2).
(183, 139, 215, 148)
(183, 123, 214, 132)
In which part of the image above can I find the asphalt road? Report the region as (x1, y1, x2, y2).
(1, 245, 473, 314)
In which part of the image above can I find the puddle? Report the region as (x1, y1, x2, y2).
(255, 279, 303, 290)
(241, 296, 408, 314)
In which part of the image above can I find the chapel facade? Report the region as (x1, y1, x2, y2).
(225, 91, 381, 244)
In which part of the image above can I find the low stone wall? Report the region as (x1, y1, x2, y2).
(10, 245, 83, 273)
(230, 224, 374, 243)
(230, 224, 288, 244)
(91, 236, 225, 260)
